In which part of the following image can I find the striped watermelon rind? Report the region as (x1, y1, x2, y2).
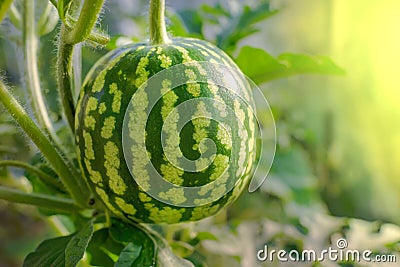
(75, 37, 257, 224)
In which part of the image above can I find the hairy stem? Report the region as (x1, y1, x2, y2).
(22, 0, 62, 146)
(0, 160, 65, 191)
(65, 16, 110, 46)
(0, 186, 78, 213)
(57, 28, 76, 130)
(57, 0, 106, 131)
(0, 80, 90, 207)
(149, 0, 171, 45)
(66, 0, 105, 44)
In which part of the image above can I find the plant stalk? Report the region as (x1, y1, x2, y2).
(57, 0, 106, 131)
(0, 80, 90, 207)
(0, 160, 65, 191)
(57, 29, 76, 130)
(66, 0, 106, 44)
(149, 0, 171, 45)
(0, 186, 78, 213)
(22, 0, 62, 146)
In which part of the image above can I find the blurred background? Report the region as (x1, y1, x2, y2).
(1, 0, 399, 266)
(264, 0, 400, 223)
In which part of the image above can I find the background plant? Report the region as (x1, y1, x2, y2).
(0, 0, 399, 266)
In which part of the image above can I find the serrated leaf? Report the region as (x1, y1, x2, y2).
(201, 3, 230, 18)
(217, 2, 278, 52)
(115, 243, 142, 267)
(23, 235, 71, 267)
(198, 3, 230, 25)
(65, 219, 94, 267)
(57, 0, 73, 22)
(240, 3, 277, 26)
(236, 46, 345, 84)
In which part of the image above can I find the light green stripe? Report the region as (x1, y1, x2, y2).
(101, 116, 116, 139)
(104, 141, 126, 195)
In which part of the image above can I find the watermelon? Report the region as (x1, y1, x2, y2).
(75, 1, 257, 224)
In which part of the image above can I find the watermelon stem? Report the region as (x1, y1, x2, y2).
(149, 0, 171, 45)
(57, 0, 106, 131)
(0, 186, 79, 213)
(0, 80, 91, 208)
(22, 0, 62, 148)
(57, 33, 76, 130)
(0, 160, 65, 191)
(65, 0, 106, 45)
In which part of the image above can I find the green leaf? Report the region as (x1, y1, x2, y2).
(216, 2, 278, 53)
(236, 46, 345, 84)
(110, 219, 194, 267)
(278, 53, 346, 75)
(201, 3, 230, 18)
(189, 231, 218, 246)
(167, 11, 190, 37)
(0, 0, 14, 23)
(115, 243, 142, 267)
(65, 219, 94, 267)
(24, 220, 94, 267)
(167, 11, 203, 39)
(110, 220, 156, 267)
(23, 235, 71, 267)
(57, 0, 72, 22)
(176, 9, 204, 37)
(86, 229, 124, 266)
(147, 227, 195, 267)
(199, 3, 230, 25)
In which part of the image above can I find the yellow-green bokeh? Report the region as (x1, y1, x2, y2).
(268, 0, 400, 222)
(331, 0, 400, 221)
